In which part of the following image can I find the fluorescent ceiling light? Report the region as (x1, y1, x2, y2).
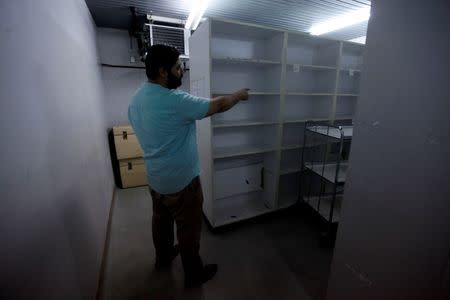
(185, 0, 209, 30)
(349, 36, 366, 44)
(309, 6, 370, 36)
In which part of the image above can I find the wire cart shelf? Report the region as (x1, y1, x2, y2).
(300, 122, 353, 243)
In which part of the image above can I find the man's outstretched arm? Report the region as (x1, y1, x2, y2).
(205, 88, 250, 117)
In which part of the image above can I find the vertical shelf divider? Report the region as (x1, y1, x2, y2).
(330, 42, 343, 125)
(274, 32, 289, 209)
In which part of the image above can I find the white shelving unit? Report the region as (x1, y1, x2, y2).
(190, 18, 364, 228)
(280, 147, 302, 176)
(214, 191, 272, 226)
(213, 91, 281, 96)
(278, 172, 300, 209)
(212, 57, 281, 65)
(335, 42, 364, 121)
(213, 144, 277, 159)
(212, 119, 279, 128)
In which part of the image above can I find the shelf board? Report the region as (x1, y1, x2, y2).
(286, 92, 334, 96)
(213, 119, 279, 128)
(304, 162, 348, 183)
(212, 57, 281, 65)
(340, 68, 361, 73)
(278, 197, 298, 209)
(303, 195, 342, 223)
(288, 64, 337, 71)
(281, 144, 302, 151)
(280, 166, 302, 175)
(306, 125, 353, 139)
(281, 141, 326, 151)
(214, 191, 273, 227)
(334, 116, 354, 121)
(284, 117, 329, 124)
(337, 94, 359, 97)
(212, 91, 280, 96)
(214, 144, 276, 159)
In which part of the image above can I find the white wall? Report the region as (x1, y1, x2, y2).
(0, 0, 113, 299)
(97, 28, 191, 128)
(327, 1, 450, 299)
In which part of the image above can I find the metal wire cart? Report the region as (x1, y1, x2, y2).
(300, 122, 353, 244)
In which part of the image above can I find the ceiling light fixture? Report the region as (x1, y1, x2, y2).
(185, 0, 209, 31)
(309, 6, 370, 36)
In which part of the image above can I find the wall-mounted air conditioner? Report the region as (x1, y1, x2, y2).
(146, 15, 191, 59)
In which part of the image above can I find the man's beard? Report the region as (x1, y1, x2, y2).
(167, 72, 182, 89)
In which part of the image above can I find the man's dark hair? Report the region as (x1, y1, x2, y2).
(145, 44, 180, 80)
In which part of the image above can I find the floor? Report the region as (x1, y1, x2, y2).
(99, 186, 334, 300)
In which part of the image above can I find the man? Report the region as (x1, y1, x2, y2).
(128, 44, 249, 288)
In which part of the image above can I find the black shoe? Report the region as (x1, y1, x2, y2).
(185, 264, 218, 288)
(155, 245, 179, 270)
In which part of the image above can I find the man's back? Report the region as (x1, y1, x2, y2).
(128, 82, 209, 194)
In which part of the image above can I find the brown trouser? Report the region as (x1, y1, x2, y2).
(149, 176, 204, 275)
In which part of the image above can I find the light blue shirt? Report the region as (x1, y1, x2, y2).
(128, 82, 210, 194)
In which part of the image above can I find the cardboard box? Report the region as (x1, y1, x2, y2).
(119, 158, 148, 188)
(113, 125, 143, 160)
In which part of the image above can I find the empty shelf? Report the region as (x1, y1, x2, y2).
(212, 91, 280, 96)
(281, 144, 303, 151)
(303, 195, 342, 223)
(334, 116, 353, 121)
(306, 125, 353, 139)
(288, 64, 337, 71)
(286, 92, 334, 96)
(340, 68, 361, 74)
(337, 94, 359, 97)
(304, 162, 348, 183)
(280, 166, 302, 176)
(213, 119, 278, 128)
(214, 144, 276, 159)
(214, 191, 272, 226)
(281, 142, 319, 150)
(284, 117, 329, 124)
(212, 57, 281, 65)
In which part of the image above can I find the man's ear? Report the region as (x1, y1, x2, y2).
(159, 67, 168, 79)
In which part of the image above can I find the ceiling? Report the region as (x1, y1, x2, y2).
(85, 0, 370, 41)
